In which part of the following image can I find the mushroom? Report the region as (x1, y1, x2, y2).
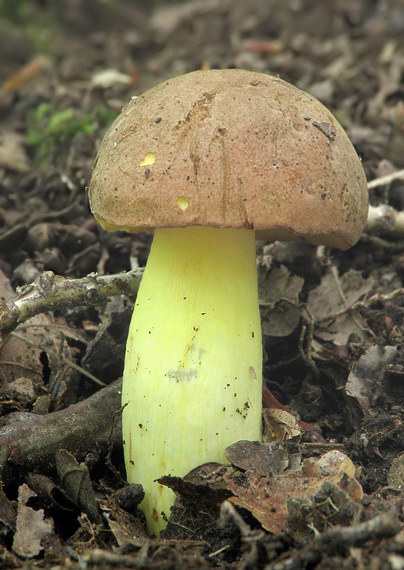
(88, 69, 368, 535)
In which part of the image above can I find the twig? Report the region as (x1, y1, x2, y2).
(105, 402, 128, 483)
(0, 200, 81, 254)
(297, 316, 320, 379)
(316, 288, 404, 324)
(367, 169, 404, 189)
(208, 544, 232, 558)
(81, 538, 206, 567)
(219, 501, 264, 541)
(0, 379, 122, 478)
(268, 512, 400, 570)
(267, 354, 301, 372)
(300, 442, 345, 451)
(0, 56, 50, 94)
(364, 235, 404, 251)
(0, 269, 143, 340)
(329, 265, 368, 334)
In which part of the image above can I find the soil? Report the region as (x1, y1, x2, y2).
(0, 1, 403, 569)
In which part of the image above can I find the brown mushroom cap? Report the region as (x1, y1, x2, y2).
(89, 69, 368, 249)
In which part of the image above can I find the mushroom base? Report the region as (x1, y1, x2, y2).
(122, 226, 262, 535)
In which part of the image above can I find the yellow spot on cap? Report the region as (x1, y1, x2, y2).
(139, 152, 156, 167)
(177, 196, 189, 210)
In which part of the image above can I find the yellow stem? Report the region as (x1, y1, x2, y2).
(122, 226, 262, 535)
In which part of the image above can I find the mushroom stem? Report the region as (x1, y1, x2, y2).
(122, 226, 262, 535)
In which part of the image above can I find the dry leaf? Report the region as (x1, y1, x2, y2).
(159, 462, 231, 509)
(56, 449, 102, 524)
(12, 484, 54, 558)
(387, 452, 404, 490)
(308, 268, 373, 344)
(259, 265, 304, 337)
(224, 450, 362, 534)
(226, 470, 310, 534)
(101, 497, 146, 545)
(263, 408, 303, 442)
(303, 449, 356, 479)
(345, 344, 397, 413)
(225, 440, 289, 476)
(0, 269, 88, 398)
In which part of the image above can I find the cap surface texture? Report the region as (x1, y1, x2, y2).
(89, 69, 368, 249)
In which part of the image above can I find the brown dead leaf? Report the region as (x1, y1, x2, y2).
(225, 470, 306, 534)
(263, 408, 303, 442)
(0, 315, 76, 385)
(97, 483, 146, 546)
(102, 497, 146, 545)
(303, 450, 363, 502)
(27, 473, 77, 514)
(303, 449, 357, 479)
(160, 463, 234, 536)
(225, 440, 289, 476)
(12, 484, 54, 558)
(160, 462, 231, 514)
(0, 269, 89, 399)
(224, 450, 362, 534)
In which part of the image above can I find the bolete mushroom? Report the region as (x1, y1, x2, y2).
(88, 69, 368, 535)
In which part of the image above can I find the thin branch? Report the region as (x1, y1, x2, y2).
(268, 512, 400, 570)
(298, 307, 320, 378)
(219, 500, 264, 540)
(0, 379, 122, 478)
(367, 169, 404, 189)
(0, 269, 143, 340)
(329, 265, 369, 334)
(364, 235, 404, 251)
(316, 288, 404, 324)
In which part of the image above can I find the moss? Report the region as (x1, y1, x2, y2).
(26, 103, 117, 166)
